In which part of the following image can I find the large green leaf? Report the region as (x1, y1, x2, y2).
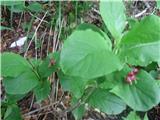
(60, 23, 121, 79)
(127, 18, 138, 30)
(3, 70, 39, 94)
(4, 104, 22, 120)
(6, 94, 26, 103)
(87, 88, 126, 114)
(99, 72, 121, 89)
(71, 97, 85, 120)
(33, 80, 51, 102)
(1, 52, 31, 77)
(111, 69, 160, 111)
(119, 15, 160, 66)
(100, 0, 126, 40)
(59, 71, 87, 98)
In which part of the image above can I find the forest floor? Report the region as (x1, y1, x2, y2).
(1, 1, 160, 120)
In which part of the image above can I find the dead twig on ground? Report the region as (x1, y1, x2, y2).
(24, 11, 48, 58)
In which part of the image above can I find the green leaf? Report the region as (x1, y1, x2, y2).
(156, 80, 160, 88)
(1, 1, 24, 6)
(30, 58, 42, 68)
(111, 69, 160, 111)
(71, 97, 85, 120)
(150, 70, 159, 79)
(119, 15, 160, 66)
(0, 26, 13, 31)
(100, 0, 126, 39)
(1, 101, 8, 119)
(87, 88, 126, 114)
(2, 1, 25, 13)
(99, 72, 121, 89)
(123, 111, 141, 120)
(27, 2, 42, 12)
(6, 94, 25, 103)
(157, 0, 160, 9)
(127, 18, 138, 30)
(144, 114, 149, 120)
(4, 104, 22, 120)
(59, 71, 87, 98)
(1, 52, 31, 77)
(38, 52, 60, 78)
(60, 23, 121, 79)
(3, 70, 39, 94)
(9, 4, 25, 13)
(33, 80, 51, 102)
(145, 62, 158, 72)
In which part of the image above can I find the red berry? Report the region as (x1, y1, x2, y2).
(133, 68, 139, 74)
(126, 71, 137, 84)
(128, 71, 134, 76)
(126, 76, 132, 84)
(130, 75, 136, 81)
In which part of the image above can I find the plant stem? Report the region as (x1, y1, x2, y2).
(27, 59, 41, 81)
(63, 86, 96, 114)
(113, 37, 122, 54)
